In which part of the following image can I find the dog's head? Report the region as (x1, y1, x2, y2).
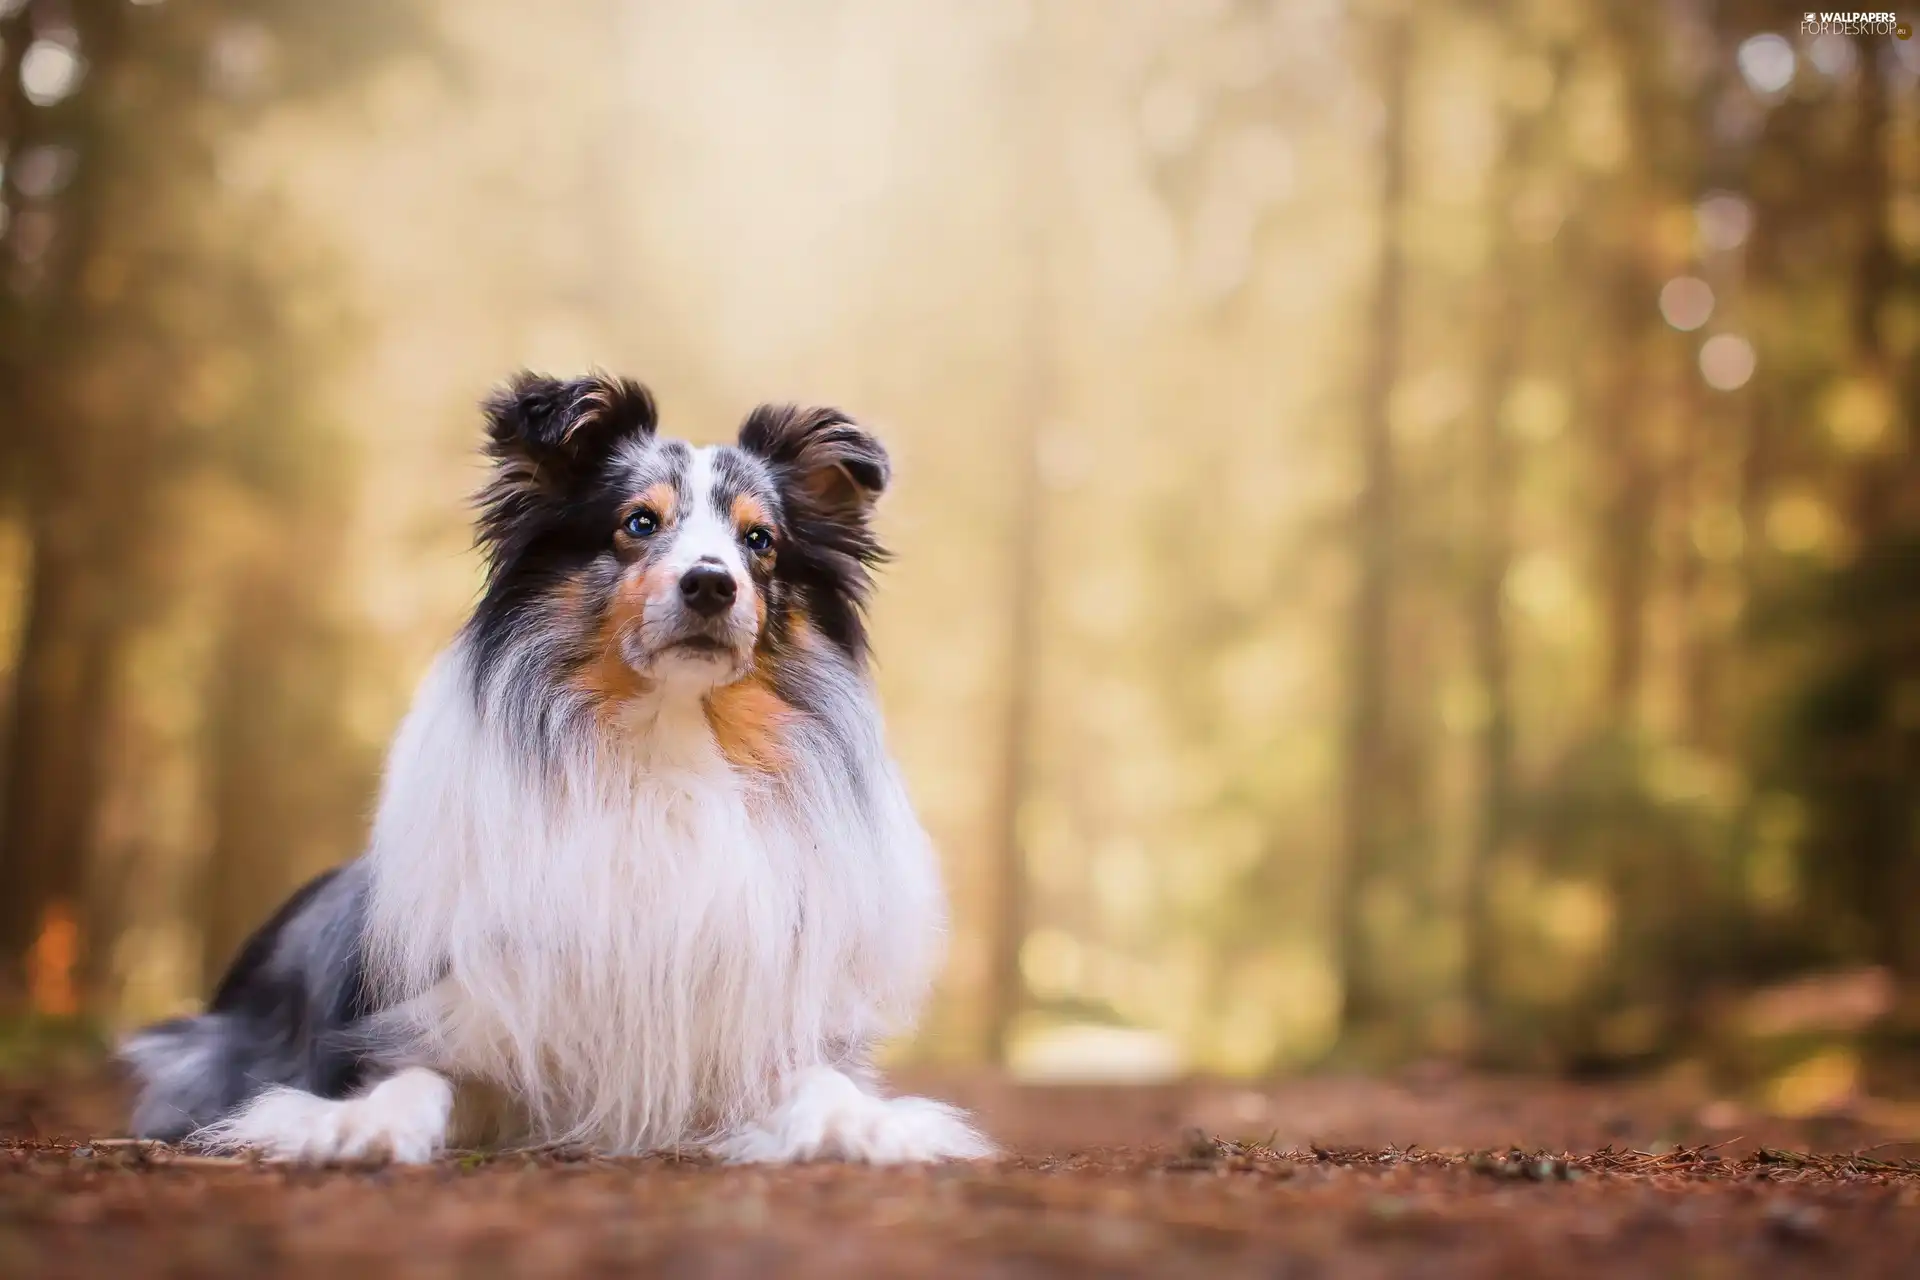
(468, 372, 889, 722)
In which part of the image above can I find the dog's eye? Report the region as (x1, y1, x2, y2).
(743, 526, 774, 554)
(622, 509, 659, 538)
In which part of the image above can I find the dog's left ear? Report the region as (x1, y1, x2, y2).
(737, 404, 889, 523)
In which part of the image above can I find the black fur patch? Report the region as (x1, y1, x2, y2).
(467, 373, 667, 740)
(735, 404, 890, 662)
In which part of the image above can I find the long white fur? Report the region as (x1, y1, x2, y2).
(205, 446, 990, 1164)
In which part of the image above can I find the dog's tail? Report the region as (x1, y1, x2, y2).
(117, 864, 381, 1144)
(119, 1013, 265, 1142)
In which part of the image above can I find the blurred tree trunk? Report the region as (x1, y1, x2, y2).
(1462, 338, 1517, 1030)
(0, 11, 33, 969)
(983, 396, 1042, 1065)
(0, 7, 30, 482)
(1597, 277, 1654, 729)
(1669, 15, 1736, 755)
(1672, 371, 1713, 743)
(1590, 7, 1670, 735)
(0, 4, 25, 160)
(982, 6, 1056, 1063)
(0, 0, 135, 1011)
(199, 586, 286, 991)
(1336, 8, 1409, 1042)
(1839, 47, 1919, 988)
(1463, 34, 1569, 1029)
(0, 526, 123, 1009)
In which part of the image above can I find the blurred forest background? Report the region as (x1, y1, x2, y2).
(1, 0, 1918, 1118)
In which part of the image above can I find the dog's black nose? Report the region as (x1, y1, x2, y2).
(678, 564, 737, 617)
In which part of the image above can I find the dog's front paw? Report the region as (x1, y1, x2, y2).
(716, 1068, 995, 1165)
(194, 1068, 454, 1164)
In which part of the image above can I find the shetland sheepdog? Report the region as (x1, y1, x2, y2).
(120, 372, 992, 1164)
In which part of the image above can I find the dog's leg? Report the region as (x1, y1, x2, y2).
(192, 1067, 455, 1164)
(715, 1066, 994, 1164)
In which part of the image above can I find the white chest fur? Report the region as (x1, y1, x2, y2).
(359, 649, 941, 1153)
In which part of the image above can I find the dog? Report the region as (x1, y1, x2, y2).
(119, 372, 993, 1165)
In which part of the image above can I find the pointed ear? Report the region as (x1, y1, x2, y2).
(736, 404, 889, 522)
(482, 371, 658, 493)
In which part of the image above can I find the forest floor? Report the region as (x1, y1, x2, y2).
(5, 1067, 1920, 1277)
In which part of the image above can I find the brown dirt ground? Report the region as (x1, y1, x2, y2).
(5, 1069, 1920, 1278)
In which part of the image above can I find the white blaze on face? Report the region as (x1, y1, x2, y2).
(658, 446, 753, 627)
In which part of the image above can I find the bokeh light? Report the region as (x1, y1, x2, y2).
(1736, 33, 1795, 96)
(1767, 491, 1836, 555)
(1659, 276, 1715, 331)
(1694, 191, 1753, 253)
(9, 146, 77, 201)
(19, 38, 85, 108)
(1699, 333, 1757, 391)
(1807, 33, 1859, 79)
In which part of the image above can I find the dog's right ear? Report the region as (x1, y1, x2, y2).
(482, 370, 658, 494)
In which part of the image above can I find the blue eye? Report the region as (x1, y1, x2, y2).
(743, 526, 774, 554)
(622, 509, 659, 538)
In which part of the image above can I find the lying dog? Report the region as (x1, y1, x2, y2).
(121, 373, 992, 1165)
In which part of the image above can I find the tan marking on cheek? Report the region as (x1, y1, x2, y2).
(704, 673, 793, 774)
(564, 567, 658, 707)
